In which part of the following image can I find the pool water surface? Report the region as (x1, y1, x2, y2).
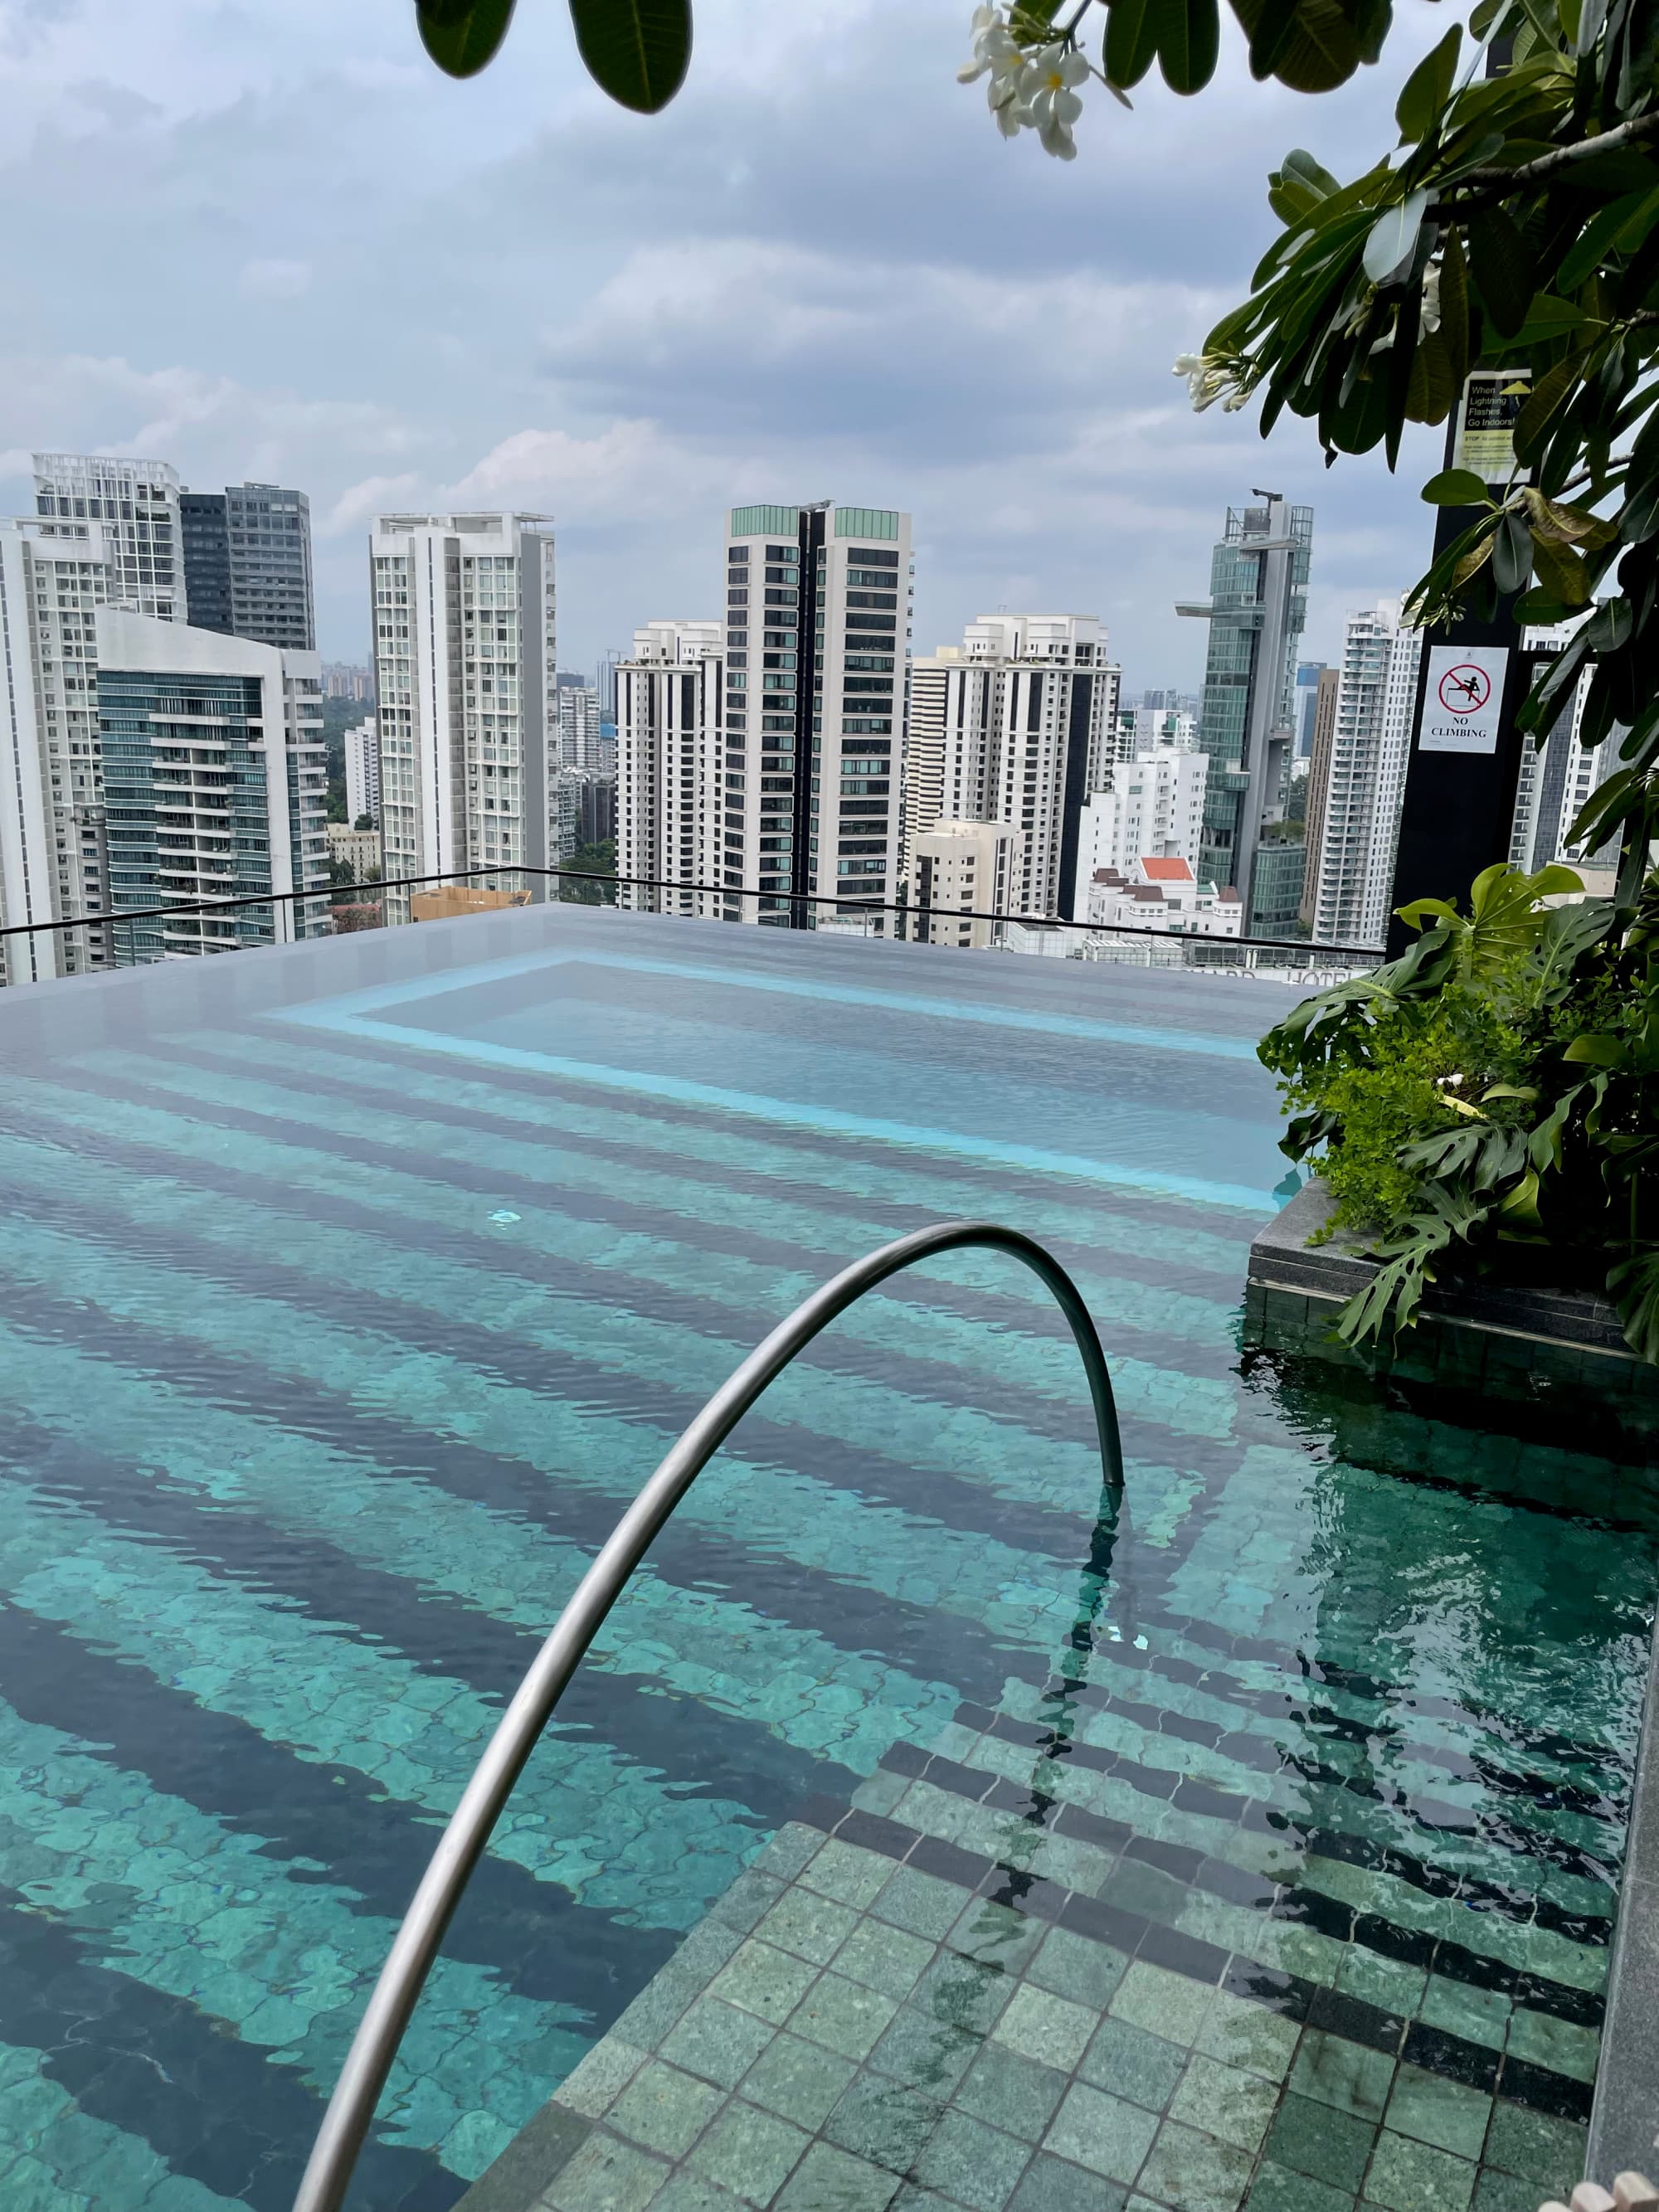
(0, 902, 1649, 2212)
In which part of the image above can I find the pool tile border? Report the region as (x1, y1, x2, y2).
(456, 1820, 1593, 2212)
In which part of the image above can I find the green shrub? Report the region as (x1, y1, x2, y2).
(1259, 863, 1659, 1359)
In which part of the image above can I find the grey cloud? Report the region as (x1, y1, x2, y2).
(0, 0, 1455, 684)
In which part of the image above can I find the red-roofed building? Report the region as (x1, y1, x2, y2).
(1082, 854, 1243, 939)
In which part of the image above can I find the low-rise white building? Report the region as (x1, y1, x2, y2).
(326, 821, 382, 878)
(912, 819, 1012, 949)
(1085, 856, 1242, 937)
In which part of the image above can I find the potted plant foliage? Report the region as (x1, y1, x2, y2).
(1258, 861, 1659, 1357)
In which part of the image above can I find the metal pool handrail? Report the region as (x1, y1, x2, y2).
(292, 1220, 1123, 2212)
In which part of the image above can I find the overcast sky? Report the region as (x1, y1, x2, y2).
(0, 0, 1453, 691)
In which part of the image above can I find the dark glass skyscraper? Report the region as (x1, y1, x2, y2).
(1177, 494, 1312, 933)
(180, 482, 315, 652)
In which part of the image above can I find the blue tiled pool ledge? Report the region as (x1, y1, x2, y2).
(0, 901, 1650, 2212)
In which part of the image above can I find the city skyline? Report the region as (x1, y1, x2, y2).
(0, 0, 1452, 688)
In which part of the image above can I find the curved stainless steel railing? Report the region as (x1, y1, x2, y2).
(293, 1219, 1124, 2212)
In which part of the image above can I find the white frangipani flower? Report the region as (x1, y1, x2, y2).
(1021, 43, 1088, 159)
(1173, 352, 1253, 413)
(1420, 261, 1443, 333)
(958, 4, 1026, 103)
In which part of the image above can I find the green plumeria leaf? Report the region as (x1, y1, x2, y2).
(1106, 0, 1163, 88)
(419, 0, 516, 77)
(1363, 188, 1430, 284)
(1158, 0, 1221, 95)
(568, 0, 692, 113)
(1396, 23, 1461, 142)
(1469, 205, 1537, 338)
(1423, 468, 1491, 505)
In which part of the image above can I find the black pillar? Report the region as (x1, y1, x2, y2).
(1384, 385, 1531, 958)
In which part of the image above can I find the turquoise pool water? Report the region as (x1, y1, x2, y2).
(0, 903, 1650, 2212)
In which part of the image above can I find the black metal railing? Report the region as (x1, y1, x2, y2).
(0, 863, 1387, 974)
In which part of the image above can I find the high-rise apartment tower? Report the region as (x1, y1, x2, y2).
(370, 512, 557, 916)
(32, 454, 186, 620)
(180, 482, 316, 652)
(722, 503, 912, 926)
(615, 620, 726, 916)
(905, 615, 1120, 921)
(95, 611, 329, 961)
(1305, 603, 1422, 946)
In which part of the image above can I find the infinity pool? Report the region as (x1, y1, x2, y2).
(0, 904, 1649, 2212)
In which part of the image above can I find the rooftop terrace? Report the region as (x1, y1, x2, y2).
(0, 902, 1652, 2212)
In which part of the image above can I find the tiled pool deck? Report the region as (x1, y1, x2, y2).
(0, 903, 1652, 2212)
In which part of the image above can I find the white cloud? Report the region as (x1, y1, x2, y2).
(324, 474, 421, 535)
(238, 257, 312, 301)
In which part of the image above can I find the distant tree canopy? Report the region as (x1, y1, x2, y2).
(557, 839, 618, 906)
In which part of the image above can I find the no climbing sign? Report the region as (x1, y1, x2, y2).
(1419, 644, 1510, 756)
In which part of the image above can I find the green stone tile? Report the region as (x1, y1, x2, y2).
(1256, 2158, 1354, 2212)
(1009, 2153, 1128, 2212)
(741, 2029, 858, 2133)
(824, 2070, 945, 2176)
(685, 2098, 811, 2208)
(911, 2108, 1034, 2212)
(1471, 2170, 1549, 2212)
(947, 1898, 1046, 1975)
(1243, 2161, 1355, 2212)
(1043, 2083, 1160, 2185)
(801, 1840, 896, 1913)
(606, 2061, 724, 2161)
(708, 1870, 786, 1937)
(1078, 2019, 1186, 2113)
(916, 1953, 1015, 2039)
(834, 1918, 937, 2001)
(889, 2190, 959, 2212)
(1480, 2101, 1586, 2191)
(1334, 1949, 1428, 2020)
(854, 1768, 914, 1821)
(1382, 2065, 1489, 2161)
(1136, 2118, 1253, 2212)
(868, 2001, 981, 2099)
(791, 1971, 902, 2064)
(774, 2141, 902, 2212)
(1109, 1963, 1211, 2049)
(1029, 1928, 1130, 2012)
(547, 2132, 669, 2212)
(1263, 2092, 1377, 2195)
(1166, 2057, 1277, 2156)
(1107, 1858, 1191, 1927)
(954, 2043, 1069, 2143)
(756, 1826, 824, 1885)
(652, 2177, 750, 2212)
(1360, 2127, 1474, 2212)
(555, 2039, 650, 2121)
(992, 1981, 1099, 2069)
(1193, 1991, 1300, 2083)
(661, 1998, 779, 2093)
(1417, 1977, 1509, 2054)
(758, 1888, 863, 1967)
(1502, 2007, 1598, 2083)
(1288, 2032, 1395, 2124)
(872, 1866, 975, 1943)
(708, 1940, 820, 2028)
